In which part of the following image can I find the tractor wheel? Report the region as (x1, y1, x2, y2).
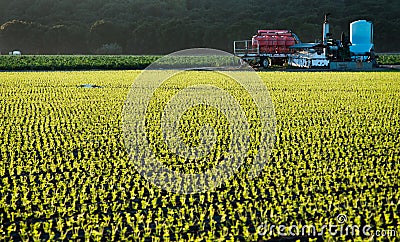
(260, 58, 270, 68)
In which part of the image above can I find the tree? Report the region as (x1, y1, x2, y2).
(43, 24, 88, 54)
(89, 20, 126, 53)
(0, 20, 47, 54)
(95, 43, 123, 55)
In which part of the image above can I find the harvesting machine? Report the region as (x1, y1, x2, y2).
(234, 14, 376, 70)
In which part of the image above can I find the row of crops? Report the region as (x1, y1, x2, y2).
(0, 55, 160, 71)
(0, 71, 399, 241)
(378, 54, 400, 65)
(0, 54, 399, 71)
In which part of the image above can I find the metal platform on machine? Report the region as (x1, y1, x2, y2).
(329, 62, 374, 70)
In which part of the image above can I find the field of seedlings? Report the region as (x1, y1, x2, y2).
(0, 71, 399, 241)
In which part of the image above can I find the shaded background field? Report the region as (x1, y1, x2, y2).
(0, 54, 400, 71)
(0, 55, 160, 71)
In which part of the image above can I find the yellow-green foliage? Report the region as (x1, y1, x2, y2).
(0, 71, 399, 241)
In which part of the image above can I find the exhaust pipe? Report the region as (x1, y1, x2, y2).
(323, 13, 331, 44)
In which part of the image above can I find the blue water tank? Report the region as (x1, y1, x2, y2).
(349, 20, 374, 55)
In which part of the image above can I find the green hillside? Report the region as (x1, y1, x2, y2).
(0, 0, 399, 54)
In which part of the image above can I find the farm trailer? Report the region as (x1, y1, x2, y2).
(233, 30, 301, 68)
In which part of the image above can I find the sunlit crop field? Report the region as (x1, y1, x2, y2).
(0, 71, 399, 241)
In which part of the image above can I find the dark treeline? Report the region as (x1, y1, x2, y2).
(0, 0, 399, 54)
